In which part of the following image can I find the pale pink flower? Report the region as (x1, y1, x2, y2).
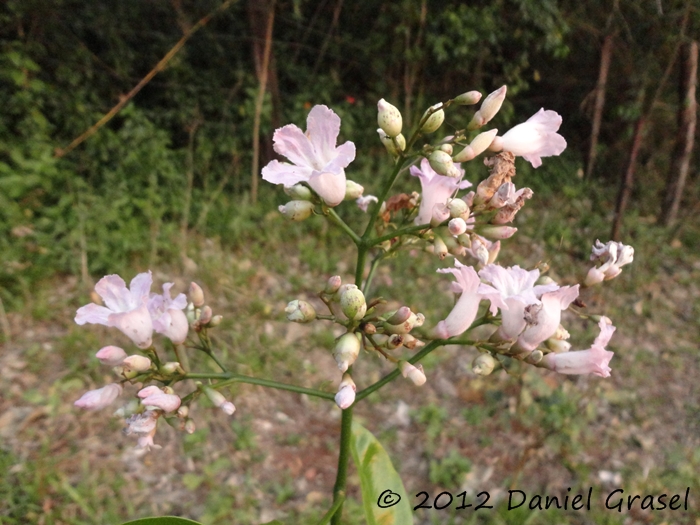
(335, 384, 356, 409)
(434, 261, 484, 339)
(541, 317, 615, 377)
(261, 105, 356, 207)
(95, 346, 127, 366)
(75, 272, 154, 348)
(74, 384, 122, 410)
(356, 195, 378, 213)
(490, 108, 567, 168)
(137, 385, 163, 398)
(124, 410, 161, 450)
(410, 158, 472, 225)
(515, 285, 580, 352)
(585, 240, 634, 286)
(148, 283, 189, 344)
(478, 265, 559, 340)
(141, 392, 182, 413)
(464, 235, 500, 266)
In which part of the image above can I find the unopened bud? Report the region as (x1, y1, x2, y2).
(285, 300, 317, 323)
(284, 183, 312, 201)
(545, 338, 571, 353)
(278, 200, 315, 221)
(184, 419, 196, 434)
(95, 345, 127, 366)
(447, 198, 469, 219)
(525, 350, 544, 364)
(439, 143, 453, 155)
(448, 218, 467, 236)
(432, 236, 448, 260)
(209, 315, 223, 327)
(344, 180, 364, 200)
(476, 225, 517, 239)
(160, 362, 183, 375)
(340, 286, 367, 321)
(398, 360, 427, 386)
(325, 275, 342, 294)
(335, 374, 357, 410)
(122, 355, 152, 372)
(383, 312, 424, 335)
(363, 323, 377, 335)
(377, 99, 403, 137)
(420, 104, 445, 133)
(189, 282, 205, 307)
(386, 307, 412, 325)
(333, 332, 361, 372)
(199, 305, 213, 325)
(428, 150, 459, 177)
(468, 85, 507, 130)
(454, 90, 482, 105)
(472, 354, 496, 376)
(177, 406, 189, 418)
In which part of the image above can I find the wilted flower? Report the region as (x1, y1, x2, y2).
(124, 410, 161, 450)
(398, 361, 427, 386)
(490, 108, 566, 168)
(356, 195, 378, 213)
(410, 158, 471, 225)
(75, 272, 154, 349)
(541, 317, 615, 377)
(262, 105, 356, 206)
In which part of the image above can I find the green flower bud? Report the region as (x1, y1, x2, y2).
(344, 180, 365, 200)
(377, 98, 403, 137)
(420, 103, 445, 133)
(428, 150, 459, 177)
(285, 300, 317, 323)
(284, 183, 313, 201)
(454, 90, 482, 105)
(278, 200, 315, 221)
(334, 332, 362, 372)
(340, 285, 367, 321)
(324, 275, 342, 294)
(472, 354, 496, 376)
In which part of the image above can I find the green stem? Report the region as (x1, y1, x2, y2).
(316, 494, 346, 525)
(361, 159, 408, 242)
(371, 223, 430, 246)
(327, 208, 362, 245)
(173, 343, 190, 372)
(355, 339, 444, 402)
(362, 254, 384, 295)
(184, 372, 335, 400)
(330, 406, 353, 525)
(355, 245, 368, 285)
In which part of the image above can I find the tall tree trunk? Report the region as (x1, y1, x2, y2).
(249, 0, 276, 204)
(611, 117, 645, 241)
(586, 33, 613, 180)
(661, 40, 698, 226)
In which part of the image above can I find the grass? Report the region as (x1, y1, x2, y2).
(1, 166, 699, 524)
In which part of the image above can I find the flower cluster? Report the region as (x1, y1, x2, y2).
(73, 275, 234, 450)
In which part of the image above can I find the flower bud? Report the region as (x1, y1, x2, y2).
(386, 307, 412, 325)
(383, 311, 424, 335)
(199, 305, 213, 325)
(285, 300, 317, 323)
(184, 419, 196, 434)
(138, 385, 162, 398)
(334, 332, 361, 372)
(278, 200, 315, 221)
(344, 180, 365, 200)
(432, 236, 448, 260)
(439, 143, 453, 155)
(325, 275, 342, 294)
(189, 282, 205, 307)
(220, 401, 236, 415)
(177, 405, 189, 418)
(74, 384, 123, 410)
(284, 183, 312, 201)
(428, 150, 458, 177)
(377, 99, 403, 137)
(95, 345, 127, 366)
(448, 218, 467, 236)
(340, 286, 367, 321)
(209, 315, 223, 327)
(454, 90, 482, 105)
(476, 225, 518, 239)
(363, 323, 377, 335)
(335, 373, 356, 410)
(472, 354, 496, 376)
(398, 360, 426, 386)
(447, 198, 469, 219)
(545, 338, 571, 353)
(525, 350, 544, 364)
(468, 85, 507, 130)
(142, 392, 182, 413)
(160, 361, 184, 375)
(202, 386, 236, 415)
(420, 103, 445, 133)
(122, 355, 152, 372)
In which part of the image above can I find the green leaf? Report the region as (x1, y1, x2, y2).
(120, 518, 203, 525)
(350, 422, 413, 525)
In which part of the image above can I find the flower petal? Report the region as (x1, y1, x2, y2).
(308, 171, 346, 207)
(261, 159, 314, 186)
(272, 123, 318, 169)
(306, 105, 342, 165)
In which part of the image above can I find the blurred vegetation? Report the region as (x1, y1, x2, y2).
(0, 0, 698, 310)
